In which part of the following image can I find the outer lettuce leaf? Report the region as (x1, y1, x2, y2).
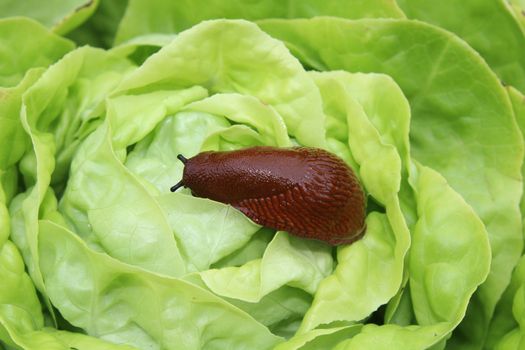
(507, 0, 525, 33)
(114, 0, 404, 44)
(0, 180, 136, 350)
(0, 0, 98, 35)
(408, 164, 491, 326)
(9, 46, 135, 302)
(37, 219, 283, 350)
(0, 239, 140, 350)
(0, 239, 43, 348)
(0, 70, 43, 175)
(59, 121, 187, 276)
(0, 18, 71, 202)
(258, 16, 523, 346)
(0, 17, 73, 87)
(292, 71, 411, 333)
(487, 87, 525, 350)
(396, 0, 525, 93)
(508, 87, 525, 222)
(490, 257, 525, 350)
(330, 163, 490, 349)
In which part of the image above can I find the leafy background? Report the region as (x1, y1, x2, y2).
(0, 0, 524, 349)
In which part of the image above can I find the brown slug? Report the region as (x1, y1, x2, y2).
(170, 146, 366, 245)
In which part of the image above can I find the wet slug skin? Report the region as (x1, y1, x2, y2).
(171, 146, 367, 245)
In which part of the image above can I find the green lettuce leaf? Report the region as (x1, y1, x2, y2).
(292, 71, 411, 333)
(489, 257, 525, 350)
(330, 163, 491, 349)
(114, 19, 326, 148)
(0, 17, 73, 88)
(0, 70, 43, 178)
(196, 231, 333, 302)
(0, 237, 142, 350)
(487, 87, 525, 350)
(507, 0, 525, 33)
(396, 0, 525, 93)
(507, 87, 525, 222)
(258, 17, 523, 347)
(0, 178, 137, 350)
(38, 219, 283, 350)
(114, 0, 404, 44)
(0, 0, 98, 35)
(0, 12, 513, 350)
(9, 46, 135, 306)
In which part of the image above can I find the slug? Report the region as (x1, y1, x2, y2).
(170, 146, 366, 245)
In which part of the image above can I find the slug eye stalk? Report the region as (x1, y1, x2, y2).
(170, 181, 184, 192)
(170, 154, 188, 192)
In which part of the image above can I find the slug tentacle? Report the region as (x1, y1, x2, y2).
(169, 146, 366, 246)
(170, 180, 185, 192)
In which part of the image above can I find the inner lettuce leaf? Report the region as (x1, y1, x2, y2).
(113, 19, 327, 148)
(258, 16, 523, 347)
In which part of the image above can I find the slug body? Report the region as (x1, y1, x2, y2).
(172, 146, 366, 245)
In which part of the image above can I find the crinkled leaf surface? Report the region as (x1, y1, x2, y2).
(329, 163, 490, 349)
(259, 16, 523, 347)
(38, 220, 283, 350)
(115, 20, 326, 147)
(293, 71, 411, 333)
(0, 10, 516, 350)
(10, 46, 135, 296)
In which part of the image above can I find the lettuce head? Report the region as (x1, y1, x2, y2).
(0, 1, 524, 349)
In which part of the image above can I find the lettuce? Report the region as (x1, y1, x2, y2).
(0, 2, 524, 350)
